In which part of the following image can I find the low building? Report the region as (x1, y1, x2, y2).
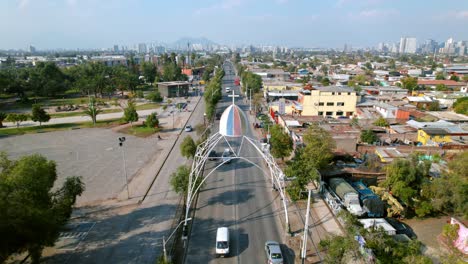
(417, 80, 466, 90)
(373, 103, 410, 120)
(404, 96, 434, 109)
(90, 55, 127, 67)
(291, 86, 359, 117)
(407, 120, 468, 146)
(251, 68, 290, 81)
(157, 81, 190, 98)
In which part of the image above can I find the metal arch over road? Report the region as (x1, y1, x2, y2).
(184, 131, 290, 231)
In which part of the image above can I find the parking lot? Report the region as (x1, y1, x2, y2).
(0, 128, 161, 206)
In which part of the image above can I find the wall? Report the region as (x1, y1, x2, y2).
(417, 130, 452, 145)
(299, 90, 358, 117)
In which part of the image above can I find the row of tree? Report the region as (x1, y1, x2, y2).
(0, 55, 189, 100)
(0, 104, 51, 127)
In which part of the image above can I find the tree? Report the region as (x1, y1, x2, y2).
(452, 97, 468, 115)
(0, 112, 6, 128)
(401, 76, 418, 91)
(463, 75, 468, 82)
(435, 84, 448, 91)
(180, 136, 197, 159)
(321, 77, 330, 86)
(269, 125, 293, 161)
(83, 96, 102, 126)
(146, 90, 163, 102)
(302, 123, 335, 170)
(31, 104, 51, 126)
(123, 100, 139, 125)
(425, 152, 468, 219)
(350, 117, 359, 127)
(360, 129, 379, 144)
(146, 112, 159, 128)
(0, 153, 84, 263)
(428, 101, 440, 111)
(169, 165, 191, 196)
(435, 72, 445, 80)
(141, 62, 157, 84)
(6, 113, 29, 128)
(449, 75, 460, 82)
(373, 117, 389, 127)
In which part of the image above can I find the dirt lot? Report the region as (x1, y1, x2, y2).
(403, 216, 451, 262)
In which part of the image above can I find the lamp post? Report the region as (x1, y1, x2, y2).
(118, 137, 130, 200)
(301, 182, 315, 263)
(203, 112, 207, 126)
(163, 218, 192, 262)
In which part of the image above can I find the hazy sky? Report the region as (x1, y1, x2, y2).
(1, 0, 468, 50)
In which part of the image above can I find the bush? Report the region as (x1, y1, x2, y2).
(146, 91, 163, 102)
(146, 113, 159, 128)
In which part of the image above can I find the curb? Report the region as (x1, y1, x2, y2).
(139, 95, 203, 203)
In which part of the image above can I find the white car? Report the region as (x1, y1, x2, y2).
(265, 241, 283, 264)
(225, 87, 231, 93)
(221, 148, 233, 164)
(184, 125, 192, 132)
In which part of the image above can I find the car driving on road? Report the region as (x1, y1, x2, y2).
(221, 148, 234, 164)
(265, 241, 283, 264)
(184, 125, 192, 132)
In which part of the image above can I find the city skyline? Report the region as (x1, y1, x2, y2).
(1, 0, 468, 50)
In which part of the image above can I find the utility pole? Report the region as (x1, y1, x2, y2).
(302, 182, 315, 263)
(118, 137, 130, 200)
(249, 88, 252, 114)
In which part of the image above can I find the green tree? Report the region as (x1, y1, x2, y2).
(31, 104, 51, 126)
(401, 76, 418, 91)
(452, 97, 468, 115)
(449, 75, 460, 82)
(428, 101, 440, 111)
(123, 100, 139, 125)
(269, 125, 293, 161)
(321, 77, 330, 86)
(146, 90, 163, 102)
(141, 62, 158, 84)
(169, 165, 191, 196)
(373, 117, 389, 127)
(0, 112, 7, 128)
(83, 96, 102, 126)
(435, 84, 448, 91)
(145, 112, 159, 128)
(0, 153, 84, 263)
(6, 113, 29, 128)
(360, 129, 379, 144)
(350, 117, 359, 127)
(180, 135, 197, 159)
(435, 72, 445, 80)
(302, 123, 335, 170)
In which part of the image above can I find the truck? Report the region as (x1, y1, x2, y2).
(328, 178, 365, 216)
(351, 180, 385, 218)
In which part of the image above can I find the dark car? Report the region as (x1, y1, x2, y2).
(208, 150, 217, 161)
(385, 218, 417, 239)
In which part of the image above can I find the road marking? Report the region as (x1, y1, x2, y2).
(57, 222, 96, 251)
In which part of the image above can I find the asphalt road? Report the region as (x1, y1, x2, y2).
(185, 62, 286, 263)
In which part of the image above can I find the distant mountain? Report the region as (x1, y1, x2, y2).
(172, 37, 218, 48)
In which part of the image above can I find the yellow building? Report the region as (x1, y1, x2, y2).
(291, 86, 359, 117)
(417, 128, 452, 146)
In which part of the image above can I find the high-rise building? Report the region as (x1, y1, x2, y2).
(399, 37, 417, 54)
(113, 45, 119, 53)
(138, 43, 147, 54)
(29, 45, 36, 53)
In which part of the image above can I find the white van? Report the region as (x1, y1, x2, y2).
(215, 227, 230, 257)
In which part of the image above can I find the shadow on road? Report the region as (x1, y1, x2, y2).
(42, 204, 177, 264)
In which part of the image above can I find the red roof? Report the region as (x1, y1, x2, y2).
(417, 80, 465, 86)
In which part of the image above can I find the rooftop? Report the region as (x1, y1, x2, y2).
(417, 80, 466, 86)
(313, 86, 355, 93)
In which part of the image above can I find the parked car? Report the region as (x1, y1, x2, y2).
(208, 150, 217, 161)
(225, 87, 231, 93)
(221, 148, 234, 164)
(265, 241, 283, 264)
(184, 125, 192, 132)
(385, 217, 417, 239)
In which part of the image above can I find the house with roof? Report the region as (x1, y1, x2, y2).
(407, 120, 468, 146)
(373, 102, 410, 120)
(403, 96, 434, 109)
(417, 80, 466, 90)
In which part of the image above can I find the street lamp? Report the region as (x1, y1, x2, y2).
(203, 112, 207, 126)
(118, 137, 130, 200)
(163, 218, 192, 262)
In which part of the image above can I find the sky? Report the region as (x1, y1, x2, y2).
(1, 0, 468, 50)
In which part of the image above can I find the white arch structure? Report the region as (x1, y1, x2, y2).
(184, 91, 290, 234)
(183, 133, 290, 232)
